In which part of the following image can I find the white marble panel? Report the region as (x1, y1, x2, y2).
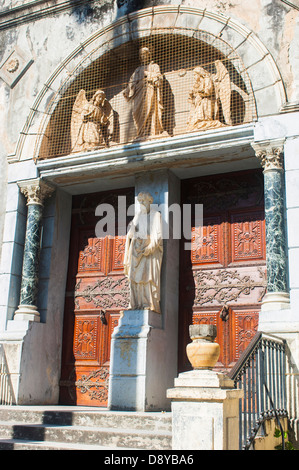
(285, 169, 299, 209)
(285, 137, 299, 172)
(7, 159, 38, 184)
(0, 241, 24, 277)
(254, 114, 299, 142)
(286, 207, 299, 248)
(288, 247, 299, 289)
(2, 211, 26, 245)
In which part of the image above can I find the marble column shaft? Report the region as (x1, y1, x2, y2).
(19, 203, 43, 306)
(252, 140, 289, 300)
(264, 169, 288, 293)
(14, 179, 55, 321)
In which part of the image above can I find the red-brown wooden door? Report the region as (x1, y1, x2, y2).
(59, 189, 133, 406)
(178, 170, 267, 373)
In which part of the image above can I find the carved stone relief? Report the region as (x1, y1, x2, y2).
(39, 30, 255, 159)
(71, 89, 114, 153)
(69, 58, 234, 153)
(187, 60, 232, 132)
(0, 46, 33, 88)
(123, 47, 170, 141)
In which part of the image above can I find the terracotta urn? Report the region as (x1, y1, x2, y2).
(186, 324, 220, 370)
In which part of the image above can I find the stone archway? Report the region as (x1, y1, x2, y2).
(10, 5, 286, 164)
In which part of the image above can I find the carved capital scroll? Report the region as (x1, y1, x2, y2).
(18, 178, 55, 206)
(251, 139, 285, 171)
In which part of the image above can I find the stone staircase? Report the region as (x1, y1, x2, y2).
(0, 406, 172, 450)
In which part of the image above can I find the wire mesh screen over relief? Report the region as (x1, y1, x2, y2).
(38, 30, 256, 159)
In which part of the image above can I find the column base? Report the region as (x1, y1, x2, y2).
(14, 305, 40, 322)
(261, 292, 290, 311)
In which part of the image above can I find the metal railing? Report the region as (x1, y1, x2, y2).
(0, 344, 15, 405)
(229, 332, 288, 450)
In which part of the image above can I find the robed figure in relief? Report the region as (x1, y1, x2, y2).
(71, 89, 113, 153)
(123, 47, 168, 140)
(124, 192, 163, 314)
(187, 60, 232, 132)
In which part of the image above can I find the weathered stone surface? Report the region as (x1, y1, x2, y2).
(0, 406, 172, 450)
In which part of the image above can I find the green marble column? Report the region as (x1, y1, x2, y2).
(252, 140, 290, 311)
(14, 179, 54, 322)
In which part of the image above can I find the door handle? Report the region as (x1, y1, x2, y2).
(220, 304, 229, 322)
(100, 309, 107, 325)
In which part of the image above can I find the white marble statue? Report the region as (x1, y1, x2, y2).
(124, 192, 163, 313)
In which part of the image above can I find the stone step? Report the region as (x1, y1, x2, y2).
(0, 439, 136, 450)
(0, 422, 172, 449)
(0, 406, 171, 431)
(0, 406, 172, 450)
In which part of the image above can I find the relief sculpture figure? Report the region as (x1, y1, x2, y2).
(71, 89, 113, 153)
(187, 60, 232, 132)
(124, 192, 163, 314)
(123, 47, 168, 140)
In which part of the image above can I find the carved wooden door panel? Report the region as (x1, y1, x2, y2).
(179, 170, 266, 373)
(59, 189, 133, 406)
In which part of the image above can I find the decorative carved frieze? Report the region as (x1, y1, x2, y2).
(75, 368, 109, 402)
(75, 276, 130, 310)
(193, 268, 267, 306)
(60, 367, 109, 403)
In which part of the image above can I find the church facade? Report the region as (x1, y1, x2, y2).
(0, 0, 298, 444)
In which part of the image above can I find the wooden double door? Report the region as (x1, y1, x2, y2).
(178, 169, 267, 373)
(59, 170, 266, 406)
(59, 188, 134, 407)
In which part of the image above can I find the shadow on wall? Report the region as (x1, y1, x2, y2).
(70, 0, 157, 23)
(116, 0, 157, 16)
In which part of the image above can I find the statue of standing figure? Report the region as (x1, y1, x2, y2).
(123, 47, 168, 141)
(124, 192, 163, 314)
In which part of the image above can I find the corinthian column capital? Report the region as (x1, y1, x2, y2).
(18, 178, 55, 205)
(251, 139, 285, 171)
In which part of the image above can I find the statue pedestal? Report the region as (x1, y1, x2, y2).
(167, 370, 243, 450)
(108, 309, 164, 411)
